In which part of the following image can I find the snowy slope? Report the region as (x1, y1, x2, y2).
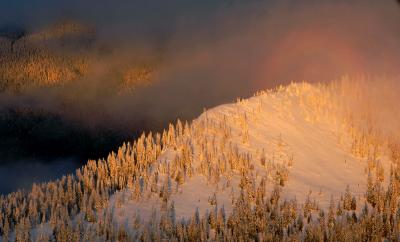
(110, 82, 392, 226)
(3, 80, 397, 241)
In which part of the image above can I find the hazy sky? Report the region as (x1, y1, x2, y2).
(1, 0, 399, 133)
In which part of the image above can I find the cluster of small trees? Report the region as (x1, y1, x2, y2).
(0, 81, 399, 241)
(119, 66, 155, 94)
(0, 35, 155, 94)
(7, 162, 398, 241)
(0, 116, 204, 241)
(0, 20, 162, 95)
(0, 41, 89, 92)
(0, 130, 161, 241)
(0, 88, 293, 241)
(80, 153, 400, 241)
(0, 20, 96, 93)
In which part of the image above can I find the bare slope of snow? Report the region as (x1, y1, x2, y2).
(110, 81, 393, 226)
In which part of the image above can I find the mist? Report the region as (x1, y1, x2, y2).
(0, 158, 79, 194)
(0, 0, 399, 193)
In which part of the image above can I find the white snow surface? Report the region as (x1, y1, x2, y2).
(111, 83, 391, 224)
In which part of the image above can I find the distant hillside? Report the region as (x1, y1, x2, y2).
(0, 21, 93, 92)
(0, 78, 399, 241)
(0, 20, 157, 93)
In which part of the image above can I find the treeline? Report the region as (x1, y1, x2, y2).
(3, 153, 400, 241)
(0, 119, 183, 241)
(0, 20, 159, 94)
(0, 40, 89, 92)
(105, 160, 400, 241)
(0, 82, 399, 241)
(0, 21, 96, 93)
(0, 100, 293, 241)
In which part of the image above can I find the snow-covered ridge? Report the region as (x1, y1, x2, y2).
(112, 80, 394, 222)
(2, 79, 399, 241)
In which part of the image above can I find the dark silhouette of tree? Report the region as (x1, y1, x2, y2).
(0, 25, 27, 52)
